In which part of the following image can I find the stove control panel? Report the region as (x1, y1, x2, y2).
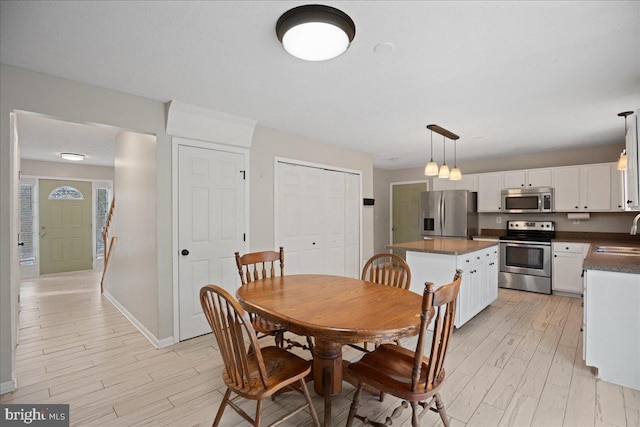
(507, 220, 555, 231)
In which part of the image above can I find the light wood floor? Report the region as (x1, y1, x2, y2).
(1, 270, 639, 426)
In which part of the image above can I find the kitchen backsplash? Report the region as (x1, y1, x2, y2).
(479, 211, 637, 235)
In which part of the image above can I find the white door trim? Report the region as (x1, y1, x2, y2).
(172, 137, 250, 343)
(389, 180, 429, 245)
(273, 156, 363, 271)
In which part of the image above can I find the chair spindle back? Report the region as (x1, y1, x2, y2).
(200, 285, 269, 390)
(361, 253, 411, 290)
(235, 247, 284, 285)
(411, 269, 462, 393)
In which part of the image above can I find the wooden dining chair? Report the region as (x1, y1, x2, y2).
(200, 285, 320, 427)
(361, 253, 411, 290)
(346, 269, 463, 427)
(349, 253, 412, 354)
(235, 247, 313, 355)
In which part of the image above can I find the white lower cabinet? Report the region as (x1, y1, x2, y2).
(584, 269, 640, 390)
(551, 242, 590, 295)
(405, 245, 499, 328)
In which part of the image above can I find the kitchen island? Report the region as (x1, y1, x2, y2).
(582, 243, 640, 391)
(387, 238, 499, 328)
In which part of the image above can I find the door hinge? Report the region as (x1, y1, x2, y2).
(243, 233, 246, 242)
(240, 170, 246, 180)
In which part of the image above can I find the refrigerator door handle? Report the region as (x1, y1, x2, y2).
(441, 195, 447, 235)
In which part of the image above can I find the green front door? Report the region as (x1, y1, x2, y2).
(39, 179, 93, 274)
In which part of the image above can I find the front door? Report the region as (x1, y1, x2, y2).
(178, 144, 246, 340)
(39, 179, 93, 274)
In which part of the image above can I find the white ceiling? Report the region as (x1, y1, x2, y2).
(1, 1, 639, 169)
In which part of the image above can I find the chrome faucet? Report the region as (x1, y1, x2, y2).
(631, 213, 640, 235)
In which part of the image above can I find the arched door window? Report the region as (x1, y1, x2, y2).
(48, 186, 85, 200)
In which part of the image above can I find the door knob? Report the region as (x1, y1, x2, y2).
(181, 249, 189, 256)
(18, 242, 24, 247)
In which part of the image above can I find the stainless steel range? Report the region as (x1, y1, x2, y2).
(498, 220, 555, 294)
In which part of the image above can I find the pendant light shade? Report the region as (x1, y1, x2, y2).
(438, 135, 450, 179)
(449, 137, 462, 180)
(424, 128, 439, 176)
(276, 5, 356, 61)
(618, 149, 627, 171)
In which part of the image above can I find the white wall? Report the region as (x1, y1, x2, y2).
(104, 131, 158, 335)
(250, 125, 375, 263)
(0, 64, 173, 389)
(21, 159, 115, 181)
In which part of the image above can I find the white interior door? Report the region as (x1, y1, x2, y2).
(276, 161, 360, 277)
(178, 145, 245, 340)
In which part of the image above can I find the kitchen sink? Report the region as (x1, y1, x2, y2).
(595, 246, 640, 256)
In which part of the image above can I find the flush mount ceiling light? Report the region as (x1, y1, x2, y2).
(59, 152, 85, 161)
(617, 111, 633, 170)
(276, 4, 356, 61)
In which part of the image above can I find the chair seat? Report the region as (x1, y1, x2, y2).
(222, 346, 311, 399)
(251, 316, 286, 335)
(347, 344, 445, 401)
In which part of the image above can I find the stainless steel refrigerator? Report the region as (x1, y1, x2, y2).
(420, 190, 478, 239)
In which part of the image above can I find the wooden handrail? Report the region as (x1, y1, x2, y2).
(101, 197, 115, 293)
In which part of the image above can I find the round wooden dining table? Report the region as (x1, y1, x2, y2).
(236, 274, 423, 426)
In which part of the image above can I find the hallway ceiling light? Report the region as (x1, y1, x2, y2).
(59, 152, 85, 161)
(276, 4, 356, 61)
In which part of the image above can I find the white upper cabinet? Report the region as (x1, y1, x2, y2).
(580, 164, 612, 211)
(527, 168, 553, 188)
(477, 173, 503, 212)
(553, 166, 581, 211)
(554, 164, 611, 212)
(502, 168, 552, 189)
(611, 163, 625, 211)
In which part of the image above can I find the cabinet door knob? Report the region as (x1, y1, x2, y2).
(554, 254, 557, 257)
(575, 206, 579, 209)
(584, 206, 587, 209)
(566, 247, 569, 250)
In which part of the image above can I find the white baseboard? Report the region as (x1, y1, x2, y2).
(102, 291, 174, 349)
(0, 379, 16, 395)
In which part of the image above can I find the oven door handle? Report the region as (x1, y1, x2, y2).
(499, 240, 551, 246)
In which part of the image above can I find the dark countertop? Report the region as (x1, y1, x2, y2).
(474, 230, 640, 274)
(387, 238, 498, 256)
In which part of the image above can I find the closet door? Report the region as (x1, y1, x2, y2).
(276, 161, 360, 277)
(277, 163, 325, 274)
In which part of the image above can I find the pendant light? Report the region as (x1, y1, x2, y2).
(438, 135, 450, 179)
(617, 111, 633, 170)
(449, 137, 462, 180)
(424, 127, 439, 176)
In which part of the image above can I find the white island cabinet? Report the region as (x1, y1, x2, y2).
(584, 268, 640, 390)
(404, 244, 498, 328)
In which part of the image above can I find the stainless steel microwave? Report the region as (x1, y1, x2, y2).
(501, 187, 554, 213)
